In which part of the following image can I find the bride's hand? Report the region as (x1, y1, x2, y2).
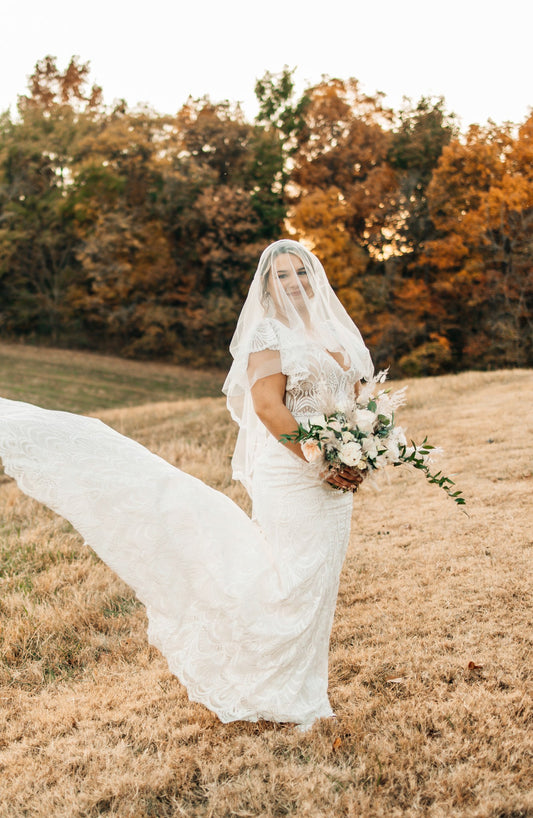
(324, 466, 365, 492)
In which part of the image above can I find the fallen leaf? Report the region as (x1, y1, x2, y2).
(467, 661, 484, 671)
(386, 675, 407, 684)
(332, 737, 342, 751)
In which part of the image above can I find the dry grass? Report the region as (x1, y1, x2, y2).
(0, 368, 532, 817)
(0, 342, 224, 413)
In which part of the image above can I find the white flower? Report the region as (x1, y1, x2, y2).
(341, 430, 355, 443)
(338, 441, 362, 467)
(362, 436, 379, 460)
(374, 452, 390, 469)
(395, 426, 407, 447)
(387, 425, 407, 448)
(308, 414, 326, 429)
(336, 398, 351, 414)
(383, 440, 400, 463)
(301, 440, 323, 463)
(354, 408, 376, 434)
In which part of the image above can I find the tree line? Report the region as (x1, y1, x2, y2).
(0, 56, 531, 373)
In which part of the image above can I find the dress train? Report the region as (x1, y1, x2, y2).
(0, 397, 352, 726)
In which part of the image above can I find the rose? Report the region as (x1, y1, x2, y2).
(301, 439, 323, 463)
(338, 440, 362, 467)
(354, 409, 376, 434)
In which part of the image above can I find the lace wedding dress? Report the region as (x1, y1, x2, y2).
(0, 320, 359, 728)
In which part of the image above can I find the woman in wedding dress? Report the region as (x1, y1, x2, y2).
(0, 239, 373, 730)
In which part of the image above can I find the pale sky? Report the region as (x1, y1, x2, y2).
(2, 0, 532, 129)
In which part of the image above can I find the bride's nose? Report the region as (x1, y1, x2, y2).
(284, 269, 301, 291)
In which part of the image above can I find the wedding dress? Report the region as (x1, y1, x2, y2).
(0, 240, 373, 728)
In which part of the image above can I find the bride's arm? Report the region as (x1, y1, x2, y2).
(251, 374, 364, 491)
(251, 373, 307, 462)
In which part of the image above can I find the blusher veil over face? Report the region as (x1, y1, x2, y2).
(264, 252, 314, 311)
(223, 239, 374, 494)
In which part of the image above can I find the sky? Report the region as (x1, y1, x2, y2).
(1, 0, 532, 130)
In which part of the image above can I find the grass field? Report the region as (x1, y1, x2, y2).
(0, 342, 224, 413)
(0, 346, 532, 817)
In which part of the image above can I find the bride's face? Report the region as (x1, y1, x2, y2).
(267, 253, 313, 310)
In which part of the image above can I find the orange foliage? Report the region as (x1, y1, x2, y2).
(1, 57, 531, 372)
(291, 78, 396, 248)
(422, 116, 533, 367)
(292, 187, 367, 315)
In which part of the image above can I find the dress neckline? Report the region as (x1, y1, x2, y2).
(268, 317, 355, 376)
(324, 349, 351, 373)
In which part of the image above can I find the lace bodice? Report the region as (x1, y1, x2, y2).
(249, 318, 360, 419)
(285, 354, 358, 418)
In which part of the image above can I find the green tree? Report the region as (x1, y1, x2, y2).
(379, 97, 458, 374)
(69, 103, 181, 354)
(0, 56, 102, 341)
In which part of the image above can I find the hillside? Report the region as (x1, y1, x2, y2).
(0, 366, 532, 817)
(0, 342, 225, 413)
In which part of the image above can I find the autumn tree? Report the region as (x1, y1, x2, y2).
(387, 97, 457, 261)
(18, 54, 102, 113)
(422, 117, 533, 368)
(176, 96, 285, 239)
(291, 79, 394, 229)
(1, 58, 530, 373)
(283, 78, 396, 358)
(67, 103, 181, 354)
(379, 97, 458, 374)
(151, 97, 285, 361)
(69, 95, 286, 362)
(0, 56, 102, 340)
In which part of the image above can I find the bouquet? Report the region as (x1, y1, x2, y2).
(280, 371, 465, 507)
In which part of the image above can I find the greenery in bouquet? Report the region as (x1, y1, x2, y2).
(280, 371, 466, 507)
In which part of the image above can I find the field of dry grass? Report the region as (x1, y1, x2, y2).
(0, 342, 224, 413)
(0, 363, 532, 817)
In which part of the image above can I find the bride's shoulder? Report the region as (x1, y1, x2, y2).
(248, 317, 283, 353)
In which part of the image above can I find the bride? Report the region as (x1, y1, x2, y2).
(0, 239, 373, 730)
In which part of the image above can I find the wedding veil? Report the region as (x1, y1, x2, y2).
(222, 239, 374, 495)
